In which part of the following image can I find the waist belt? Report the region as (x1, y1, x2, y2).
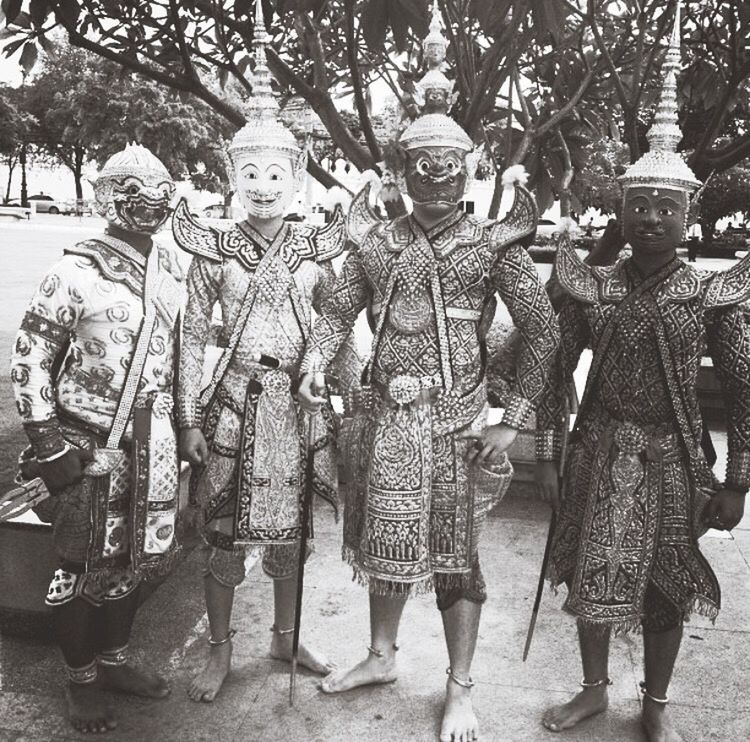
(371, 302, 482, 322)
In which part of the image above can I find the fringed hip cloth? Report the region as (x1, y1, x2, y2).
(551, 416, 720, 634)
(341, 387, 513, 597)
(191, 368, 337, 548)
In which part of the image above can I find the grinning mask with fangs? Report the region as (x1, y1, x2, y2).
(94, 144, 175, 235)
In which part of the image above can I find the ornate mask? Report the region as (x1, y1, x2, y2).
(623, 186, 688, 254)
(234, 152, 298, 221)
(94, 144, 175, 234)
(404, 146, 468, 208)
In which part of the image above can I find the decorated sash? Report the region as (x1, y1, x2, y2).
(85, 247, 181, 577)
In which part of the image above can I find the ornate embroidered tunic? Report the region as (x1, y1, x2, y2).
(537, 239, 750, 632)
(302, 210, 559, 591)
(11, 237, 182, 457)
(174, 207, 349, 547)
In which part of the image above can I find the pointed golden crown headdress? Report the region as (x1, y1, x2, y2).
(399, 1, 473, 153)
(227, 0, 305, 173)
(619, 1, 700, 194)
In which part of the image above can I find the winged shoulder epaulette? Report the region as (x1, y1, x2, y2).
(346, 182, 384, 251)
(171, 198, 223, 262)
(488, 181, 539, 253)
(554, 232, 599, 303)
(703, 251, 750, 308)
(288, 203, 347, 263)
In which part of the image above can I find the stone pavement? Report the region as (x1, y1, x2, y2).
(1, 488, 748, 742)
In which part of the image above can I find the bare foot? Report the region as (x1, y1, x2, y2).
(440, 678, 479, 742)
(66, 682, 117, 734)
(542, 686, 609, 732)
(318, 649, 397, 694)
(187, 641, 232, 703)
(98, 663, 170, 699)
(269, 631, 335, 676)
(641, 698, 684, 742)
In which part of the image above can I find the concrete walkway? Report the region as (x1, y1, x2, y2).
(1, 488, 748, 742)
(1, 220, 748, 740)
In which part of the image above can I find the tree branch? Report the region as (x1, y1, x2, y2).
(344, 0, 381, 162)
(537, 68, 595, 136)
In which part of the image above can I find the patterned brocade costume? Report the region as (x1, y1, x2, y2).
(537, 239, 750, 633)
(175, 208, 350, 585)
(303, 208, 559, 599)
(10, 235, 183, 603)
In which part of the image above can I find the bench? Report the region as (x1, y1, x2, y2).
(0, 205, 33, 220)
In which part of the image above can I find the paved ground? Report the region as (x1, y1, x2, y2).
(0, 217, 748, 741)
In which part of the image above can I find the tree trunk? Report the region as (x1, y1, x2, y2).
(20, 144, 28, 208)
(4, 155, 16, 203)
(223, 190, 233, 218)
(74, 149, 84, 201)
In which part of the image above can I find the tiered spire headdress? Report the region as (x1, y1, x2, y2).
(227, 0, 305, 174)
(398, 1, 473, 153)
(619, 0, 700, 194)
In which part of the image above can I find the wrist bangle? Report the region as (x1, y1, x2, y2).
(37, 443, 71, 463)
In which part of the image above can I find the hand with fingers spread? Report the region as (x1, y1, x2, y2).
(702, 488, 745, 531)
(39, 447, 94, 494)
(180, 428, 209, 467)
(297, 372, 327, 413)
(535, 460, 560, 511)
(458, 423, 518, 467)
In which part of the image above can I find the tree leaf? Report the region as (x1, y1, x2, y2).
(3, 36, 24, 57)
(20, 40, 38, 75)
(362, 0, 388, 53)
(29, 0, 49, 28)
(57, 0, 81, 27)
(1, 0, 23, 25)
(11, 10, 30, 28)
(38, 33, 57, 59)
(388, 0, 408, 54)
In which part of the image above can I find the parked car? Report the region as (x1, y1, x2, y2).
(202, 203, 227, 219)
(61, 199, 95, 216)
(6, 194, 68, 214)
(535, 218, 561, 245)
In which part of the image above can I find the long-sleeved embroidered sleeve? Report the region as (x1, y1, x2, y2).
(535, 296, 590, 461)
(707, 305, 750, 492)
(179, 256, 222, 428)
(301, 250, 370, 374)
(489, 243, 560, 429)
(10, 256, 87, 459)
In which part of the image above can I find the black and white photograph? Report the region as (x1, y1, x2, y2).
(0, 1, 748, 739)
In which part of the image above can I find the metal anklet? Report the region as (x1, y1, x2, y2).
(446, 666, 475, 689)
(367, 643, 400, 658)
(97, 645, 128, 667)
(208, 628, 237, 646)
(580, 677, 613, 688)
(68, 660, 98, 685)
(270, 625, 294, 636)
(640, 681, 668, 704)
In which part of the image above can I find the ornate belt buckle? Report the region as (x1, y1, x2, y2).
(614, 421, 648, 455)
(263, 368, 291, 398)
(388, 374, 421, 406)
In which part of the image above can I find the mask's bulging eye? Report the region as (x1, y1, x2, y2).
(416, 157, 431, 175)
(633, 205, 647, 214)
(659, 208, 674, 217)
(444, 156, 461, 173)
(128, 184, 140, 196)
